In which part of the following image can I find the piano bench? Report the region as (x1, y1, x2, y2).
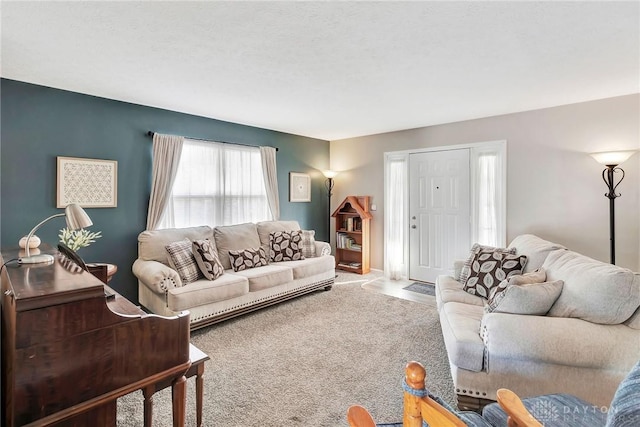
(142, 344, 210, 427)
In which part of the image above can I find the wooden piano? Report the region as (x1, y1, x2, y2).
(1, 246, 191, 426)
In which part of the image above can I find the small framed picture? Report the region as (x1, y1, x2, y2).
(289, 172, 311, 202)
(57, 156, 118, 208)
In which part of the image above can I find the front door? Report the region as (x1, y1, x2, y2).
(409, 149, 470, 283)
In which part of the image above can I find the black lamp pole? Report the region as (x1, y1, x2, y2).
(601, 164, 625, 265)
(325, 177, 335, 241)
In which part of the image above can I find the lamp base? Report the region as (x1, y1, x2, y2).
(18, 254, 55, 265)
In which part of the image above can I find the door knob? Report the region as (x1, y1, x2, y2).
(411, 225, 417, 229)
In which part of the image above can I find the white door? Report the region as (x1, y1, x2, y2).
(409, 150, 470, 283)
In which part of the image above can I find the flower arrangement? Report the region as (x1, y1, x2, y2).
(59, 227, 102, 251)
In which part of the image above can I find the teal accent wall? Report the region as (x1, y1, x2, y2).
(1, 78, 330, 302)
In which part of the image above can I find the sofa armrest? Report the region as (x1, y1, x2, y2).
(315, 241, 331, 256)
(132, 259, 182, 294)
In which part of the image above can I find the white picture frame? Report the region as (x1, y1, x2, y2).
(57, 156, 118, 208)
(289, 172, 311, 202)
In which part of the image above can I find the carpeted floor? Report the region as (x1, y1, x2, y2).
(116, 282, 453, 426)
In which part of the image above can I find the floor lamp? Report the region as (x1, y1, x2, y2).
(589, 150, 637, 264)
(323, 170, 338, 241)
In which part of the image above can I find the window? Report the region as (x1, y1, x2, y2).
(159, 139, 271, 229)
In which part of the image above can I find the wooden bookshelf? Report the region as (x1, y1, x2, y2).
(332, 196, 372, 274)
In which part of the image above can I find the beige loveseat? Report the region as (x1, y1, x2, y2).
(132, 221, 335, 329)
(435, 234, 640, 411)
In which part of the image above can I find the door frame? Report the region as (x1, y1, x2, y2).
(383, 140, 507, 280)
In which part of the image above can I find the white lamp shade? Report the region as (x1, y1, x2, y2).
(323, 170, 338, 179)
(590, 150, 637, 166)
(64, 203, 93, 230)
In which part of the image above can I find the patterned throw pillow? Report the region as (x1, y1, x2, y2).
(459, 243, 516, 284)
(300, 230, 316, 258)
(166, 239, 203, 284)
(462, 251, 528, 299)
(228, 247, 268, 272)
(269, 230, 305, 262)
(192, 239, 224, 281)
(486, 268, 547, 311)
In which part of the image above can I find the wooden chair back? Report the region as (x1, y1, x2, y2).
(347, 361, 543, 427)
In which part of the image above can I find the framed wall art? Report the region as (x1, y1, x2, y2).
(57, 156, 118, 208)
(289, 172, 311, 202)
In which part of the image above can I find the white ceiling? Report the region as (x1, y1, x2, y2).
(2, 1, 639, 141)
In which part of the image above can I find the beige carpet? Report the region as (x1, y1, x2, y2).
(117, 282, 453, 426)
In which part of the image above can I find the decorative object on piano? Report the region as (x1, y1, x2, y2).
(57, 156, 118, 208)
(18, 203, 93, 265)
(18, 234, 41, 248)
(289, 172, 311, 202)
(59, 227, 102, 251)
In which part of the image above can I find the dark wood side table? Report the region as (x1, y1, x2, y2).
(142, 344, 210, 427)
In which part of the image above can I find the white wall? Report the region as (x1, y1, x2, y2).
(330, 94, 640, 272)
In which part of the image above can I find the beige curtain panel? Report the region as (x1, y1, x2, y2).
(146, 133, 184, 230)
(260, 146, 280, 220)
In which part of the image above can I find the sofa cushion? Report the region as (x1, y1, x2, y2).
(278, 255, 335, 279)
(269, 230, 304, 262)
(192, 239, 224, 281)
(439, 302, 486, 372)
(300, 230, 317, 258)
(138, 226, 213, 264)
(545, 250, 640, 325)
(463, 252, 527, 299)
(214, 223, 261, 270)
(167, 273, 249, 311)
(508, 234, 566, 273)
(165, 239, 203, 284)
(435, 275, 485, 311)
(230, 264, 294, 292)
(256, 220, 301, 258)
(228, 247, 268, 272)
(486, 280, 564, 315)
(459, 243, 517, 285)
(486, 268, 547, 310)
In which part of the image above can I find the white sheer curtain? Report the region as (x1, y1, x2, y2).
(385, 155, 407, 280)
(260, 146, 280, 220)
(146, 133, 184, 230)
(477, 153, 498, 246)
(158, 139, 270, 229)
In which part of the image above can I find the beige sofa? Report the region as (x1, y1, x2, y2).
(132, 221, 335, 329)
(435, 234, 640, 411)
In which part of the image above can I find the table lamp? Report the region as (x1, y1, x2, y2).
(18, 203, 93, 264)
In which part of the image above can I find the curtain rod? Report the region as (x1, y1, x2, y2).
(146, 131, 278, 151)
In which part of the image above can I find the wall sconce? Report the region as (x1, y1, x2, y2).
(18, 203, 93, 265)
(589, 150, 637, 264)
(323, 170, 338, 241)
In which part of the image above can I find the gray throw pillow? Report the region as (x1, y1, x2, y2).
(459, 243, 516, 284)
(192, 239, 224, 281)
(165, 239, 203, 284)
(487, 268, 547, 310)
(269, 230, 304, 262)
(228, 247, 268, 272)
(485, 280, 564, 315)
